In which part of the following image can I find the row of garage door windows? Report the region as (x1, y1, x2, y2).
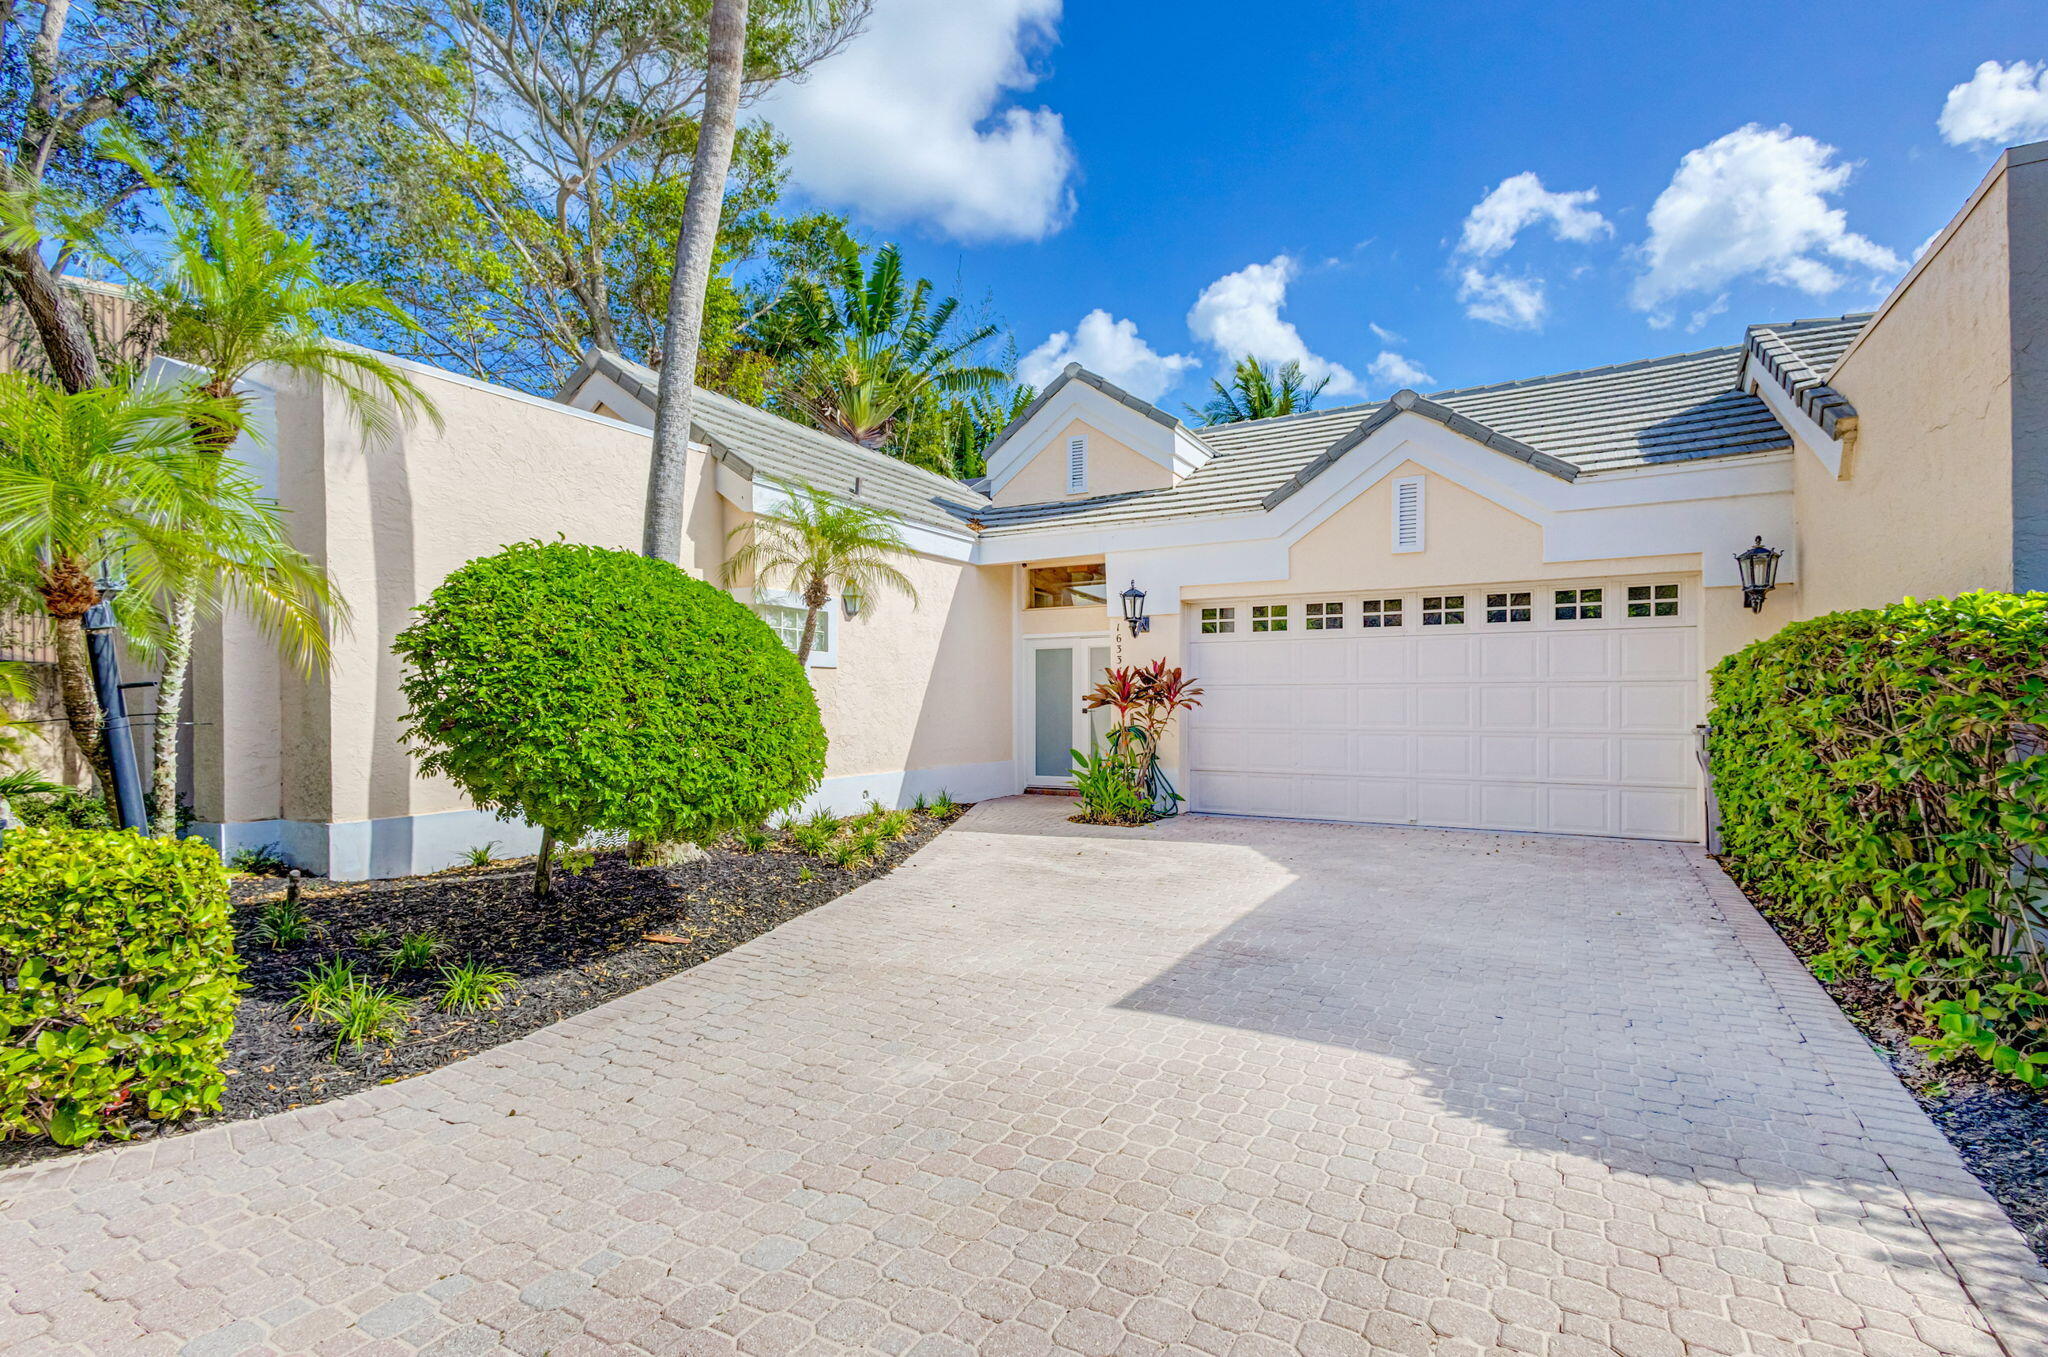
(1197, 583, 1682, 634)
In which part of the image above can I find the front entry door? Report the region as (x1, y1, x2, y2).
(1027, 639, 1113, 784)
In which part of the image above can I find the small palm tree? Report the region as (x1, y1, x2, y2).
(722, 481, 917, 663)
(1191, 356, 1331, 425)
(0, 376, 338, 816)
(106, 144, 437, 833)
(768, 242, 1005, 451)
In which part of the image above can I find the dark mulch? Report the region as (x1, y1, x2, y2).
(1738, 887, 2048, 1266)
(0, 810, 960, 1171)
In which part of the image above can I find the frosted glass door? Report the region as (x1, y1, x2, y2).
(1033, 646, 1075, 777)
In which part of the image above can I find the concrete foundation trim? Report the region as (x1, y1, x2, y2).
(194, 760, 1019, 880)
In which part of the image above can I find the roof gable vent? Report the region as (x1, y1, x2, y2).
(1392, 475, 1425, 553)
(1066, 435, 1088, 493)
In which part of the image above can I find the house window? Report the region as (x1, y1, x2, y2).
(1027, 564, 1107, 608)
(1485, 591, 1532, 624)
(1360, 598, 1404, 629)
(1305, 601, 1344, 630)
(1554, 587, 1603, 621)
(1200, 606, 1236, 634)
(1421, 595, 1464, 626)
(1627, 583, 1680, 618)
(1066, 436, 1088, 493)
(1251, 604, 1288, 632)
(753, 593, 835, 666)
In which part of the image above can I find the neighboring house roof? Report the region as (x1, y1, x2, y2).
(559, 349, 988, 534)
(975, 332, 1849, 538)
(1740, 314, 1869, 440)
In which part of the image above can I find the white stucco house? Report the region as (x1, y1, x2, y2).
(175, 139, 2048, 877)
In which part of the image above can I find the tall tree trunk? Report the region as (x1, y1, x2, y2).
(49, 614, 113, 806)
(795, 606, 821, 665)
(1, 245, 104, 394)
(150, 593, 196, 835)
(643, 0, 749, 563)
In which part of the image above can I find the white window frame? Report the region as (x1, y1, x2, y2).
(747, 587, 837, 668)
(1392, 475, 1425, 553)
(1066, 435, 1088, 494)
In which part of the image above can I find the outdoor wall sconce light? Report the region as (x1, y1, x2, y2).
(841, 585, 864, 619)
(1120, 581, 1151, 635)
(1734, 536, 1783, 613)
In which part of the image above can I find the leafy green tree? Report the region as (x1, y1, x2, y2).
(888, 379, 1035, 481)
(92, 144, 434, 834)
(1, 0, 407, 391)
(763, 241, 1006, 452)
(325, 0, 869, 396)
(722, 481, 916, 663)
(394, 541, 827, 898)
(1191, 356, 1331, 425)
(0, 376, 336, 814)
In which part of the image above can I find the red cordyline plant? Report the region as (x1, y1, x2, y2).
(1073, 660, 1203, 824)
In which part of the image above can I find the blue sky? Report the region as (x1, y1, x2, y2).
(754, 0, 2048, 413)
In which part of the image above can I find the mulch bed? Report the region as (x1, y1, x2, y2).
(1736, 886, 2048, 1266)
(0, 809, 961, 1171)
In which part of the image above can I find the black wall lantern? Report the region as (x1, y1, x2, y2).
(1734, 536, 1783, 613)
(841, 584, 864, 619)
(1120, 581, 1150, 635)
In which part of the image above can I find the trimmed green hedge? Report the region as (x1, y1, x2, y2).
(1709, 590, 2048, 1084)
(0, 829, 243, 1144)
(395, 541, 828, 852)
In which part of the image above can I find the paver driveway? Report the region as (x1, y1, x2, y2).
(6, 798, 2048, 1356)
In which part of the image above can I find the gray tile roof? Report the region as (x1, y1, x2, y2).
(1740, 314, 1870, 440)
(976, 333, 1840, 538)
(561, 349, 987, 534)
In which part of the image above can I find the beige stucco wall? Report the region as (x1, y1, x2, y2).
(1795, 175, 2016, 615)
(992, 417, 1170, 506)
(718, 504, 1012, 783)
(195, 363, 1010, 855)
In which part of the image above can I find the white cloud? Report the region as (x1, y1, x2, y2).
(1629, 124, 1903, 321)
(756, 0, 1075, 241)
(1457, 172, 1611, 258)
(1456, 267, 1548, 330)
(1368, 322, 1405, 345)
(1367, 351, 1435, 389)
(1939, 60, 2048, 148)
(1186, 255, 1361, 395)
(1448, 172, 1607, 329)
(1018, 310, 1197, 402)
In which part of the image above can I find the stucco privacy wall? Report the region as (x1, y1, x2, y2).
(191, 362, 1010, 879)
(992, 417, 1170, 506)
(1795, 162, 2018, 615)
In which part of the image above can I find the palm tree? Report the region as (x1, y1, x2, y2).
(111, 144, 436, 833)
(0, 376, 338, 817)
(769, 242, 1006, 451)
(722, 481, 917, 663)
(1191, 357, 1331, 425)
(646, 0, 753, 565)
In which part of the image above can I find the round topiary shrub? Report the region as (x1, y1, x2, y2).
(0, 828, 242, 1146)
(395, 541, 828, 892)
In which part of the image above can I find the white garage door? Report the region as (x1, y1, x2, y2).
(1185, 581, 1700, 840)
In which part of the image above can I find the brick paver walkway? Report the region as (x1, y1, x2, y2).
(6, 798, 2047, 1356)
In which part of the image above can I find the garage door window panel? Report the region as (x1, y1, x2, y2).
(1627, 583, 1679, 618)
(1485, 592, 1532, 624)
(1555, 588, 1603, 621)
(1251, 605, 1288, 632)
(1305, 601, 1344, 630)
(1422, 595, 1465, 626)
(1360, 598, 1403, 628)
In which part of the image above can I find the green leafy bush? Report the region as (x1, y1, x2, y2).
(228, 843, 290, 875)
(12, 785, 113, 831)
(1709, 591, 2048, 1084)
(394, 542, 828, 896)
(0, 829, 242, 1145)
(251, 898, 314, 948)
(383, 931, 447, 973)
